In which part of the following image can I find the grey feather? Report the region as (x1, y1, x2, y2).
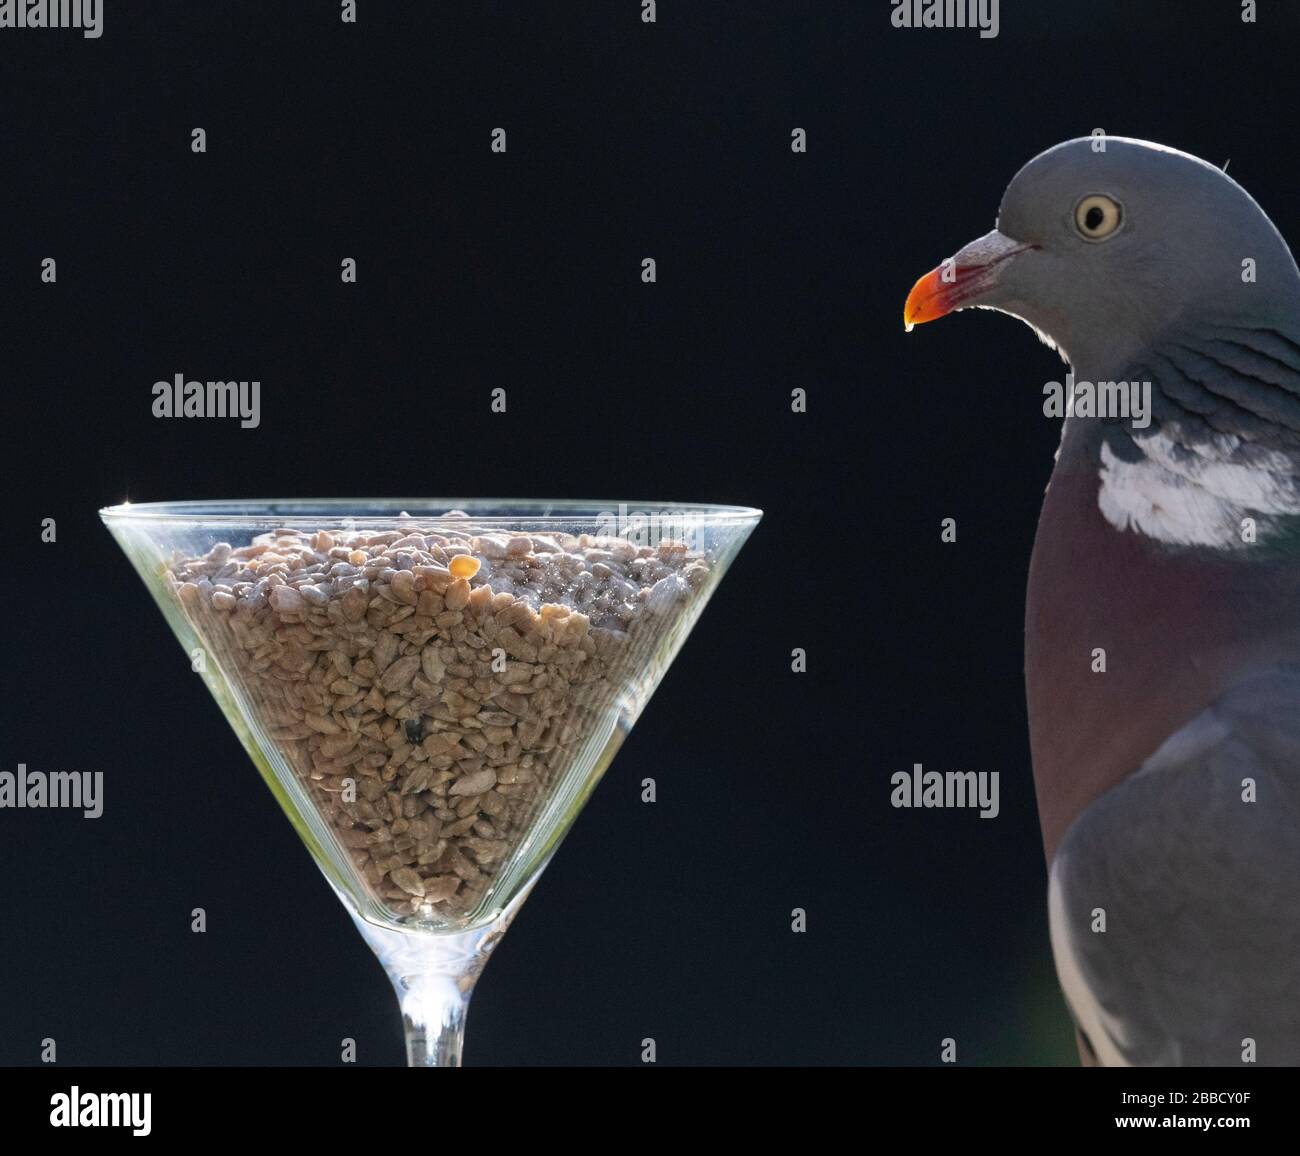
(1087, 322, 1300, 549)
(1050, 667, 1300, 1065)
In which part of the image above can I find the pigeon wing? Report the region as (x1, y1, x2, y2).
(1049, 667, 1300, 1065)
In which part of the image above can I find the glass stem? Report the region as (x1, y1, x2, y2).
(347, 889, 531, 1068)
(398, 970, 473, 1067)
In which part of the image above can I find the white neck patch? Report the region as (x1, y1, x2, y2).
(1097, 432, 1300, 547)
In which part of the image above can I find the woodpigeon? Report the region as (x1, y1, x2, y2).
(905, 136, 1300, 1066)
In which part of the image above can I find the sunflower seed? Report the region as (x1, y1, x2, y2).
(165, 517, 711, 921)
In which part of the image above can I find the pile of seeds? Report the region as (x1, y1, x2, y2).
(165, 515, 710, 920)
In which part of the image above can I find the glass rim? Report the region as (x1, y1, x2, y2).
(98, 498, 764, 527)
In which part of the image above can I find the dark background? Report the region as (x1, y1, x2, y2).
(3, 1, 1299, 1066)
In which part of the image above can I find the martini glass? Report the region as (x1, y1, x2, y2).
(101, 499, 760, 1066)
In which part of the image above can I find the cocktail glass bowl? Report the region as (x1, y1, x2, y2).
(101, 499, 760, 1065)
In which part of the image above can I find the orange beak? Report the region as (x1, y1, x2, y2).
(903, 229, 1034, 331)
(903, 264, 960, 330)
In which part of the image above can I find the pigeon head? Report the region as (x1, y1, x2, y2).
(904, 137, 1300, 374)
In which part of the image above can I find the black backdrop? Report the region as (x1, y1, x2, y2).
(4, 1, 1299, 1067)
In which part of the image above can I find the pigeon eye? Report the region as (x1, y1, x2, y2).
(1074, 194, 1122, 240)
